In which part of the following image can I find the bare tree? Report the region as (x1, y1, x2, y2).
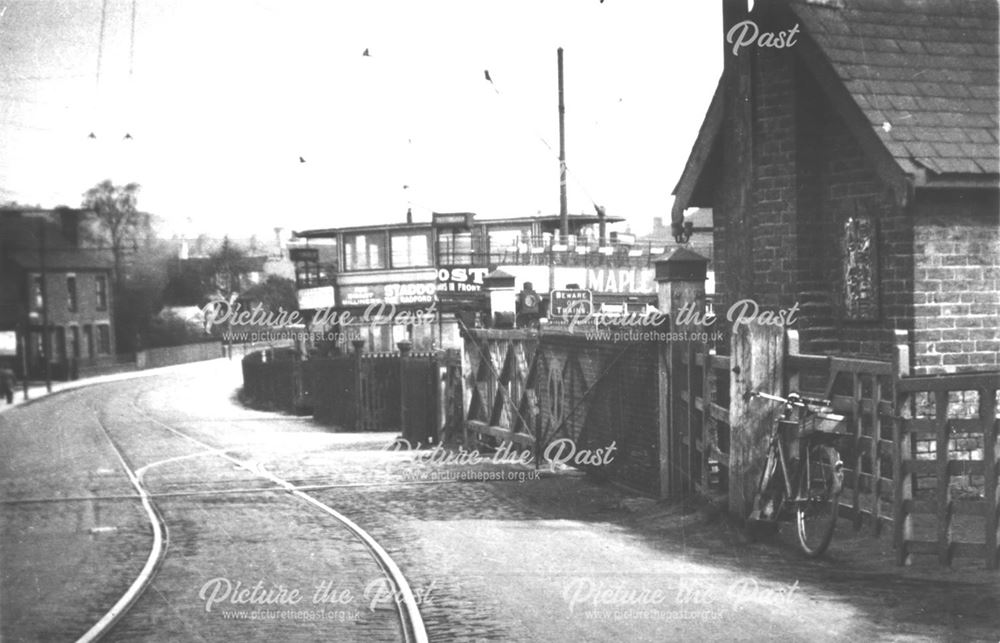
(81, 179, 149, 288)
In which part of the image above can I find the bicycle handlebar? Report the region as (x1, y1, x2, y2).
(747, 391, 831, 408)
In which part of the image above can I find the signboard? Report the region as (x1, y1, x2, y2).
(297, 285, 335, 310)
(0, 331, 16, 356)
(436, 266, 489, 293)
(339, 282, 436, 307)
(289, 247, 319, 262)
(550, 289, 593, 319)
(432, 212, 473, 228)
(842, 216, 879, 320)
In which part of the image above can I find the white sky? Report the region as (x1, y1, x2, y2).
(0, 0, 722, 237)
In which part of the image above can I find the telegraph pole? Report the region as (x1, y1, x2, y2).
(557, 47, 568, 238)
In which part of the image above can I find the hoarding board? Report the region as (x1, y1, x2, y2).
(296, 285, 335, 310)
(0, 331, 16, 356)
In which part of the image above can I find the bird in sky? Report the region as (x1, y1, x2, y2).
(362, 48, 370, 57)
(484, 69, 492, 82)
(123, 133, 133, 140)
(299, 156, 306, 163)
(87, 132, 96, 139)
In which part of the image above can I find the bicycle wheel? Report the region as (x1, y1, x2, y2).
(795, 444, 843, 557)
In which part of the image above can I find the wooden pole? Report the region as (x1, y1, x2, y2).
(657, 337, 671, 498)
(557, 47, 568, 237)
(728, 323, 784, 518)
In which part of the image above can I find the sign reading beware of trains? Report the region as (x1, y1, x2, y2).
(550, 289, 593, 319)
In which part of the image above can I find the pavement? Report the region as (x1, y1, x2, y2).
(1, 359, 998, 642)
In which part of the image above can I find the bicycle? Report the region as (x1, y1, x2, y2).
(746, 391, 846, 557)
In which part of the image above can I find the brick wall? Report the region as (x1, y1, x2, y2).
(714, 34, 802, 323)
(714, 39, 997, 369)
(794, 65, 913, 360)
(911, 191, 1000, 374)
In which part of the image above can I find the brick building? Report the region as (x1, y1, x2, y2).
(673, 0, 999, 373)
(0, 208, 117, 379)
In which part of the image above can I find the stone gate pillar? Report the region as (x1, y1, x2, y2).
(655, 248, 709, 319)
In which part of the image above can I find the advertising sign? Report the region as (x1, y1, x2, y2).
(436, 266, 489, 293)
(0, 331, 16, 356)
(297, 286, 335, 310)
(339, 282, 436, 307)
(289, 247, 320, 262)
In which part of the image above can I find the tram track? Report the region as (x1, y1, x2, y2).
(71, 382, 427, 643)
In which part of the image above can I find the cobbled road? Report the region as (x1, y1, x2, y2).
(2, 360, 998, 642)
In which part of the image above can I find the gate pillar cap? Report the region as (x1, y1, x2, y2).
(655, 248, 708, 283)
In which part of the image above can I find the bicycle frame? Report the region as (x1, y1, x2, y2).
(751, 392, 831, 521)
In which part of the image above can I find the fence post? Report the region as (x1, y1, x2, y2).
(728, 323, 784, 519)
(461, 333, 474, 450)
(892, 330, 912, 565)
(658, 337, 671, 498)
(979, 384, 997, 570)
(654, 249, 708, 498)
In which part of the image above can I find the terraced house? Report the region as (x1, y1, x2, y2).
(673, 0, 999, 374)
(0, 208, 117, 380)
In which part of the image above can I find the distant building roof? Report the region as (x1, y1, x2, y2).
(10, 249, 113, 271)
(790, 0, 999, 177)
(294, 212, 625, 239)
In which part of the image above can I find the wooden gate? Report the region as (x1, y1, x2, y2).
(357, 353, 400, 432)
(669, 326, 732, 498)
(894, 372, 999, 569)
(533, 331, 662, 492)
(462, 327, 663, 494)
(462, 329, 539, 451)
(309, 352, 400, 431)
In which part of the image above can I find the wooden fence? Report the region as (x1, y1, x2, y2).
(459, 322, 999, 569)
(668, 322, 732, 498)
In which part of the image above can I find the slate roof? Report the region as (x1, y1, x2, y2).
(790, 0, 999, 177)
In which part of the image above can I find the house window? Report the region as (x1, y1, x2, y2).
(343, 233, 387, 271)
(96, 324, 111, 355)
(31, 275, 44, 310)
(390, 232, 431, 268)
(95, 275, 108, 311)
(842, 216, 879, 320)
(67, 275, 78, 312)
(436, 230, 473, 265)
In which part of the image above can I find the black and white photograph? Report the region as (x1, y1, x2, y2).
(1, 0, 998, 640)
